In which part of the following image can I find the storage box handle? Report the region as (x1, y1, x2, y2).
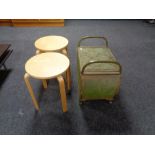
(77, 36, 108, 47)
(81, 60, 122, 75)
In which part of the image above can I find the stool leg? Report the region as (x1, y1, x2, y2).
(66, 66, 71, 92)
(57, 76, 68, 112)
(42, 79, 47, 89)
(61, 48, 67, 80)
(36, 50, 48, 89)
(24, 73, 40, 111)
(62, 48, 71, 92)
(36, 50, 41, 55)
(62, 48, 68, 55)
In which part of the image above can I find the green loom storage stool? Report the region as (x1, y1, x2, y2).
(77, 36, 122, 103)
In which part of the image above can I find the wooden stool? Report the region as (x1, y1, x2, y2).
(34, 35, 71, 92)
(24, 52, 70, 112)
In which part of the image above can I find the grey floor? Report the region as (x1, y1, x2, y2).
(0, 20, 155, 135)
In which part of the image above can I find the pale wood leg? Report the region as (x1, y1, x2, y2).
(65, 47, 68, 54)
(62, 48, 67, 80)
(24, 73, 40, 111)
(57, 76, 68, 112)
(62, 48, 68, 55)
(62, 47, 71, 92)
(66, 66, 71, 92)
(36, 50, 41, 55)
(42, 79, 48, 89)
(36, 50, 48, 89)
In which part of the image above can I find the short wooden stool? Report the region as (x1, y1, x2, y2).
(34, 35, 71, 92)
(24, 52, 70, 112)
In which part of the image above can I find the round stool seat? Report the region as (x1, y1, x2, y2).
(25, 52, 70, 79)
(34, 36, 68, 52)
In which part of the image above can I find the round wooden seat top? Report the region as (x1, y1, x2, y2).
(25, 52, 70, 79)
(34, 36, 68, 52)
